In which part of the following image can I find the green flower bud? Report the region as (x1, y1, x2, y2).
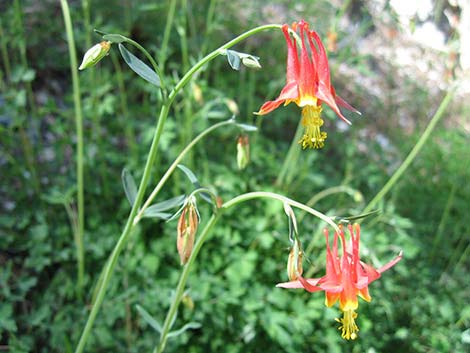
(78, 41, 111, 70)
(287, 239, 303, 281)
(241, 55, 262, 69)
(236, 135, 250, 170)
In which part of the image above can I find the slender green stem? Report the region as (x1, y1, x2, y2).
(0, 18, 11, 81)
(275, 120, 303, 188)
(154, 213, 221, 353)
(74, 100, 171, 353)
(158, 0, 177, 73)
(201, 0, 217, 53)
(154, 190, 339, 352)
(61, 0, 85, 298)
(298, 185, 363, 223)
(81, 0, 92, 48)
(222, 191, 340, 234)
(362, 86, 456, 215)
(13, 0, 37, 116)
(134, 119, 236, 224)
(177, 2, 194, 165)
(110, 51, 137, 161)
(74, 24, 281, 353)
(430, 183, 455, 260)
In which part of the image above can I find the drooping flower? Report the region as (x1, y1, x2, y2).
(277, 224, 402, 340)
(255, 20, 360, 149)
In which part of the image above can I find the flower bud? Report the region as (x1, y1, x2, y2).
(236, 135, 250, 170)
(241, 56, 262, 69)
(287, 240, 303, 281)
(192, 83, 203, 104)
(224, 98, 239, 115)
(78, 41, 111, 70)
(177, 204, 199, 265)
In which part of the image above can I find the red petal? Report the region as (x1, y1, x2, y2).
(282, 24, 300, 84)
(276, 276, 323, 293)
(298, 22, 316, 99)
(359, 261, 381, 284)
(298, 276, 323, 292)
(335, 93, 361, 114)
(310, 31, 352, 124)
(378, 251, 403, 274)
(255, 82, 299, 115)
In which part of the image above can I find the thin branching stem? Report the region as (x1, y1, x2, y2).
(74, 23, 281, 353)
(60, 0, 85, 298)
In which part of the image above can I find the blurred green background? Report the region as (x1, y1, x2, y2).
(1, 0, 469, 352)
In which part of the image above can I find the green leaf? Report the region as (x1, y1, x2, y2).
(122, 168, 138, 207)
(177, 164, 199, 185)
(177, 165, 212, 204)
(237, 123, 257, 132)
(226, 50, 241, 70)
(167, 322, 202, 339)
(102, 33, 127, 43)
(118, 44, 160, 87)
(143, 195, 186, 219)
(94, 29, 108, 36)
(333, 209, 381, 223)
(135, 305, 162, 333)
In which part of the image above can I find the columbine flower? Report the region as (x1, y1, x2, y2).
(277, 224, 402, 340)
(255, 20, 360, 149)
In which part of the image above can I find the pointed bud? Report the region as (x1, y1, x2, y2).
(78, 41, 111, 70)
(224, 98, 239, 115)
(287, 239, 303, 281)
(241, 55, 262, 69)
(236, 135, 250, 170)
(181, 293, 195, 311)
(192, 83, 203, 104)
(177, 204, 199, 265)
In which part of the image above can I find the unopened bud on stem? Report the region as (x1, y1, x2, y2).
(237, 135, 250, 170)
(177, 203, 199, 265)
(287, 239, 303, 281)
(78, 41, 111, 70)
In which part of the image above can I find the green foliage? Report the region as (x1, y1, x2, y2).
(0, 0, 469, 353)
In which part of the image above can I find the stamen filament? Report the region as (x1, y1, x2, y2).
(335, 309, 359, 340)
(299, 105, 327, 149)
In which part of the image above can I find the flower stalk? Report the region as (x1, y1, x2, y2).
(74, 24, 282, 353)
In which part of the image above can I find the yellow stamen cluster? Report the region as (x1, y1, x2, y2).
(299, 105, 327, 149)
(335, 309, 359, 340)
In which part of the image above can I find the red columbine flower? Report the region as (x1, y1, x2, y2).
(256, 20, 360, 149)
(277, 224, 402, 340)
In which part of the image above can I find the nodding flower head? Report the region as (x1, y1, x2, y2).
(277, 224, 402, 340)
(255, 20, 360, 149)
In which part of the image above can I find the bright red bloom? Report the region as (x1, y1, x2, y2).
(277, 224, 402, 340)
(256, 20, 360, 149)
